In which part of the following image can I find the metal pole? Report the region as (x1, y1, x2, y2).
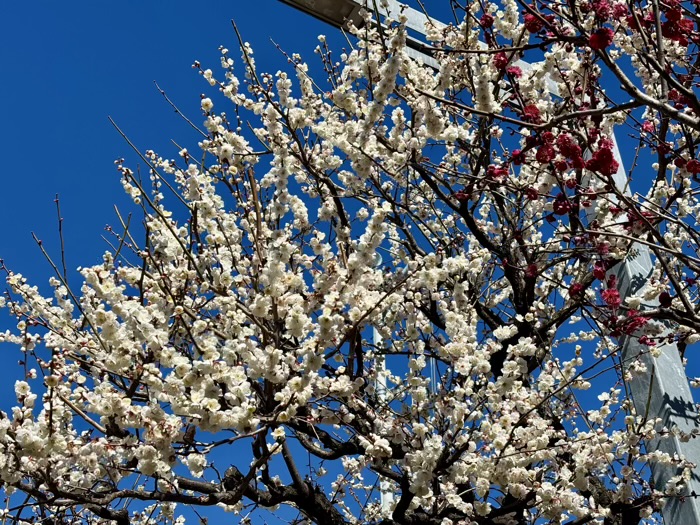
(371, 253, 394, 514)
(275, 1, 700, 521)
(600, 137, 700, 522)
(372, 325, 394, 514)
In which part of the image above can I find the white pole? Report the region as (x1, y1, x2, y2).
(371, 253, 394, 514)
(373, 324, 394, 514)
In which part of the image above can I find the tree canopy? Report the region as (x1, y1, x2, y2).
(3, 1, 700, 523)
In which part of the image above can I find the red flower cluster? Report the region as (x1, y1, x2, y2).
(601, 288, 621, 309)
(687, 159, 700, 174)
(480, 13, 494, 28)
(487, 164, 509, 179)
(586, 145, 619, 176)
(627, 2, 696, 46)
(514, 132, 589, 175)
(506, 66, 523, 78)
(622, 310, 650, 334)
(536, 144, 555, 163)
(659, 291, 673, 308)
(612, 4, 628, 19)
(553, 194, 571, 215)
(592, 0, 613, 20)
(493, 52, 509, 70)
(593, 260, 607, 280)
(589, 27, 615, 50)
(454, 190, 470, 203)
(570, 282, 585, 296)
(522, 104, 542, 123)
(511, 149, 525, 165)
(524, 13, 544, 33)
(668, 89, 694, 110)
(625, 209, 656, 234)
(639, 335, 656, 346)
(525, 263, 539, 279)
(626, 11, 655, 31)
(556, 134, 582, 160)
(661, 10, 694, 46)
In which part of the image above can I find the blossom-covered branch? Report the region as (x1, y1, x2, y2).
(3, 1, 700, 524)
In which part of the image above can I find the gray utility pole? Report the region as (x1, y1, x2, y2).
(372, 254, 394, 513)
(276, 1, 700, 522)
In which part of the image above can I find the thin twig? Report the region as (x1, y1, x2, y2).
(53, 195, 69, 286)
(154, 81, 207, 138)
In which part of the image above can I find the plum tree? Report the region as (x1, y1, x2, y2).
(3, 1, 700, 524)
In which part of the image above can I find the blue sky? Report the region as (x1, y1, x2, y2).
(0, 1, 341, 284)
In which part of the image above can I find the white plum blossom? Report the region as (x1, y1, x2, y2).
(2, 1, 700, 524)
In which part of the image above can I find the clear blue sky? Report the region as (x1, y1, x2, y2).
(0, 1, 343, 284)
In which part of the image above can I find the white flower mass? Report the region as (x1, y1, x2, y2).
(2, 1, 700, 524)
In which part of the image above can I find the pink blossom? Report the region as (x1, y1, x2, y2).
(553, 194, 571, 215)
(480, 13, 494, 28)
(601, 288, 621, 309)
(687, 159, 700, 174)
(589, 27, 615, 50)
(535, 144, 555, 163)
(512, 149, 525, 165)
(593, 261, 607, 281)
(592, 0, 612, 19)
(506, 66, 523, 78)
(556, 134, 581, 159)
(570, 283, 585, 296)
(454, 190, 470, 202)
(524, 13, 544, 33)
(525, 187, 539, 200)
(586, 147, 619, 176)
(522, 104, 542, 123)
(493, 52, 509, 70)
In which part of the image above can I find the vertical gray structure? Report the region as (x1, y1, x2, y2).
(276, 1, 700, 521)
(604, 139, 700, 522)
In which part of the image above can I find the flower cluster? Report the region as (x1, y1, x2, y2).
(2, 1, 700, 524)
